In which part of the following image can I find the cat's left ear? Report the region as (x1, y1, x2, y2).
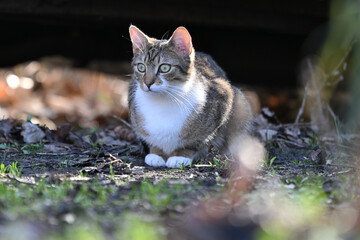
(129, 25, 149, 53)
(168, 27, 193, 57)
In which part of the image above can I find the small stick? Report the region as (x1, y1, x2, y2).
(295, 58, 312, 124)
(110, 114, 134, 131)
(6, 175, 36, 185)
(295, 81, 309, 124)
(110, 114, 143, 145)
(327, 104, 342, 142)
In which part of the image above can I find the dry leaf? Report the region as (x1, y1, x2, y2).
(21, 122, 45, 143)
(0, 119, 11, 138)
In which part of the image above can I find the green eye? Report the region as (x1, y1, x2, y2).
(137, 63, 146, 73)
(159, 64, 171, 73)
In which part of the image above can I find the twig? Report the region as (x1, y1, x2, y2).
(22, 163, 45, 168)
(99, 154, 124, 167)
(327, 104, 338, 123)
(295, 58, 313, 124)
(280, 122, 313, 128)
(110, 114, 143, 146)
(193, 164, 213, 168)
(327, 104, 342, 142)
(108, 153, 121, 161)
(6, 175, 36, 185)
(255, 122, 313, 132)
(110, 114, 134, 131)
(325, 163, 360, 170)
(273, 138, 307, 149)
(36, 152, 71, 156)
(104, 147, 129, 156)
(295, 81, 309, 124)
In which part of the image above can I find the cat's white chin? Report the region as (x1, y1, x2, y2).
(166, 156, 192, 168)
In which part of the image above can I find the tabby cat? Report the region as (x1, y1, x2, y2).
(128, 25, 254, 168)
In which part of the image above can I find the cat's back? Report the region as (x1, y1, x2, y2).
(195, 52, 227, 80)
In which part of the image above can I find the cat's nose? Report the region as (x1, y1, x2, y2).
(144, 80, 154, 89)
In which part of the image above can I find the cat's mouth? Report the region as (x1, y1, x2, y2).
(139, 82, 166, 95)
(143, 88, 162, 95)
(142, 84, 164, 94)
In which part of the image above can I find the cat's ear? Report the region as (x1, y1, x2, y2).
(168, 27, 193, 56)
(129, 25, 149, 53)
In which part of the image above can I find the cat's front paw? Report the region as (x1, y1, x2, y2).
(166, 156, 192, 168)
(145, 154, 166, 167)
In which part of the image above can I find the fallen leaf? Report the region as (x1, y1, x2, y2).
(55, 124, 72, 142)
(67, 132, 91, 148)
(262, 107, 275, 118)
(0, 119, 12, 138)
(68, 158, 93, 166)
(21, 122, 45, 143)
(308, 147, 326, 164)
(114, 125, 136, 142)
(257, 129, 277, 142)
(101, 136, 127, 146)
(131, 166, 145, 175)
(80, 166, 99, 175)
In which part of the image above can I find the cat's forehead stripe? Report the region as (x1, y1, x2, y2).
(149, 47, 161, 61)
(144, 43, 163, 63)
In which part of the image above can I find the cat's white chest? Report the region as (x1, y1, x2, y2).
(134, 86, 202, 155)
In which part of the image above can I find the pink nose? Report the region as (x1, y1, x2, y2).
(145, 81, 154, 89)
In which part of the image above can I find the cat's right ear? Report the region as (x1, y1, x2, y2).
(129, 25, 148, 53)
(168, 27, 193, 57)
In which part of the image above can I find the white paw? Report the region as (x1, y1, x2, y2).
(166, 156, 192, 169)
(145, 154, 166, 167)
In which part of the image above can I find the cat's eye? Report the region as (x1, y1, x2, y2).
(137, 63, 146, 73)
(159, 64, 171, 73)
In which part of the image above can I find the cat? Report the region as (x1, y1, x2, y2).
(128, 25, 254, 169)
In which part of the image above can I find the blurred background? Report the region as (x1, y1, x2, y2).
(0, 0, 354, 128)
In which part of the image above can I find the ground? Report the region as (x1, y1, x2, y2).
(0, 112, 359, 240)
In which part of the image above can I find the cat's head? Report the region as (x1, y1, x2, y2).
(129, 25, 195, 94)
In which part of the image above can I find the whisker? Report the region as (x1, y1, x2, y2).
(165, 90, 190, 115)
(166, 87, 200, 114)
(161, 31, 170, 41)
(166, 84, 200, 97)
(122, 35, 132, 42)
(165, 88, 205, 126)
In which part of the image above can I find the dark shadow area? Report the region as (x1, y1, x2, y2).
(0, 0, 329, 87)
